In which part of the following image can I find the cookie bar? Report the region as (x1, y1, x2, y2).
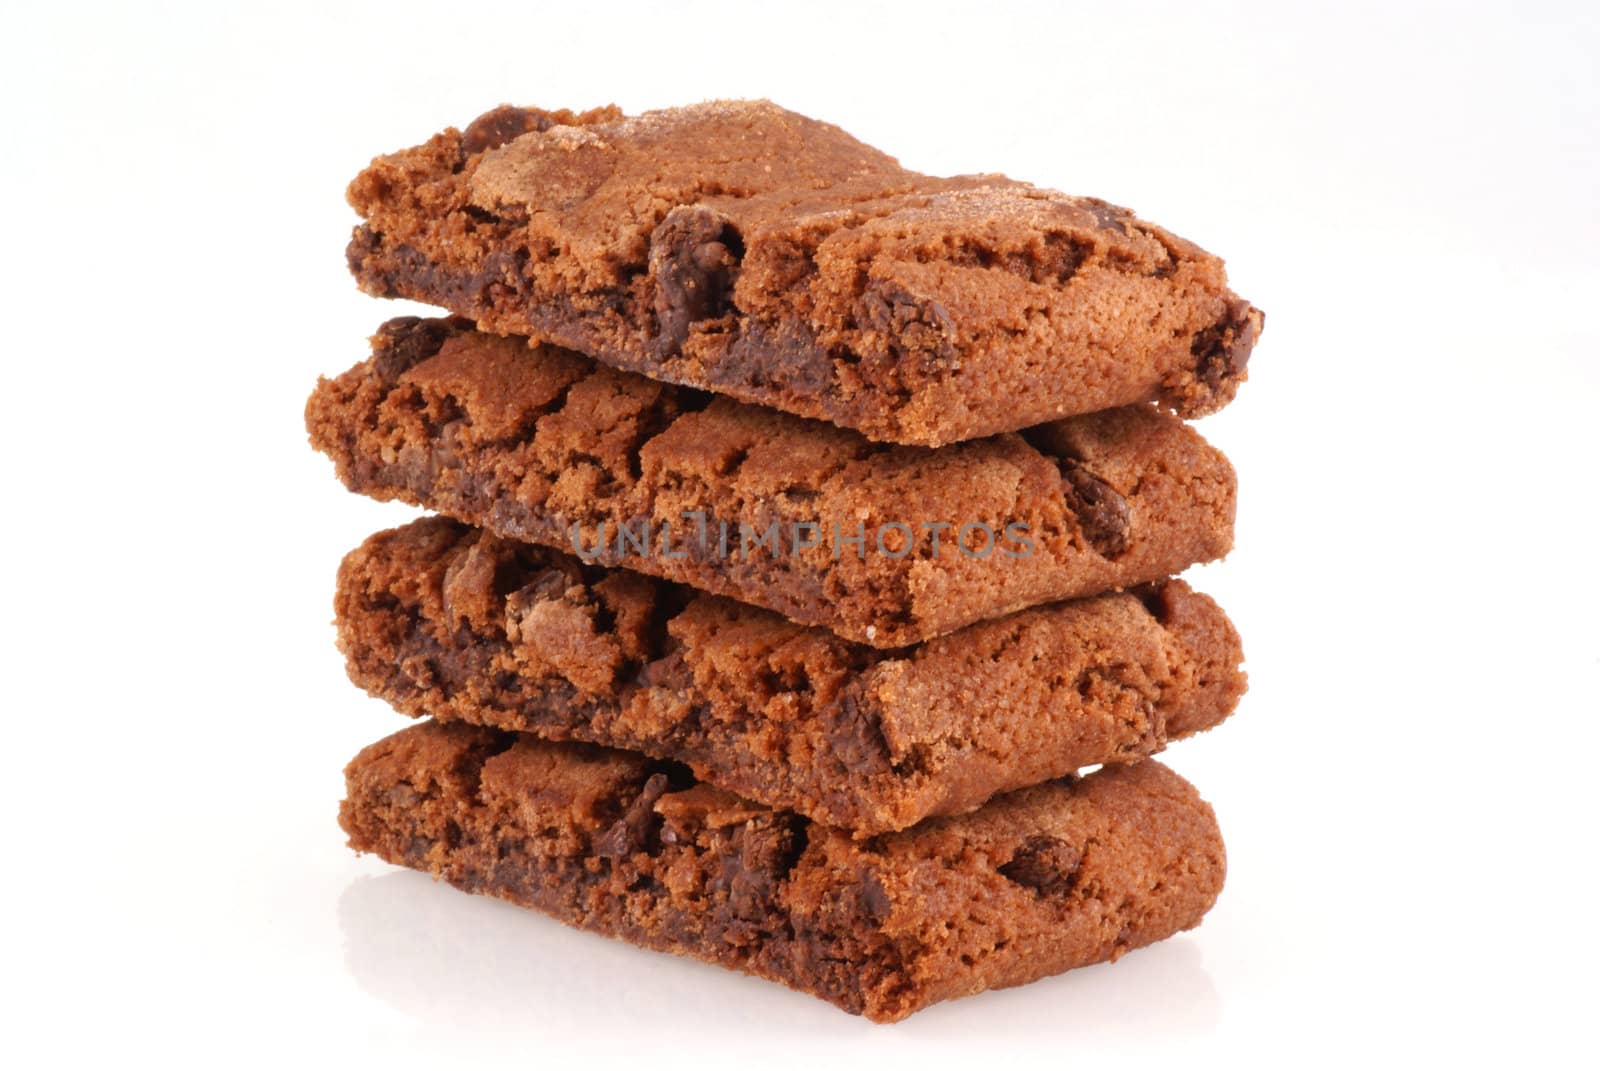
(337, 517, 1246, 833)
(306, 317, 1236, 647)
(345, 101, 1263, 447)
(340, 719, 1226, 1022)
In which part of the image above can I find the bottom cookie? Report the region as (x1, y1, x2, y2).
(341, 720, 1226, 1022)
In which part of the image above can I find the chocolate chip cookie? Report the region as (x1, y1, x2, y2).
(341, 719, 1226, 1021)
(345, 101, 1262, 446)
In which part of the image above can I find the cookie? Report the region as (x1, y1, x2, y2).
(337, 516, 1245, 833)
(345, 100, 1263, 446)
(306, 317, 1237, 647)
(340, 719, 1226, 1022)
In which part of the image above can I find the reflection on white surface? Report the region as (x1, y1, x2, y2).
(339, 871, 1221, 1039)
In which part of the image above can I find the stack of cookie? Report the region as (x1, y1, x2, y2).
(307, 101, 1261, 1022)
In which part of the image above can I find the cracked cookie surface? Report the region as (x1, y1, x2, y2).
(340, 719, 1227, 1021)
(307, 317, 1238, 647)
(337, 516, 1246, 832)
(346, 100, 1263, 446)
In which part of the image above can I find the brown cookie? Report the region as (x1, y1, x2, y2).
(346, 100, 1262, 446)
(340, 719, 1227, 1022)
(306, 317, 1238, 647)
(337, 516, 1246, 833)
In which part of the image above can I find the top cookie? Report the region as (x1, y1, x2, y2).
(347, 100, 1263, 446)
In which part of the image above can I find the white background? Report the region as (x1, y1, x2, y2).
(4, 1, 1596, 1065)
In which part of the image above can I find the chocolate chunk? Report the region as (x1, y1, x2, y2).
(649, 205, 743, 355)
(830, 694, 892, 775)
(460, 105, 550, 156)
(371, 316, 457, 381)
(999, 835, 1083, 896)
(476, 248, 530, 301)
(859, 870, 892, 921)
(1132, 580, 1177, 625)
(1060, 460, 1131, 559)
(862, 281, 957, 368)
(715, 319, 836, 396)
(1192, 298, 1263, 389)
(719, 819, 803, 923)
(1081, 198, 1129, 235)
(521, 567, 573, 603)
(594, 772, 670, 858)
